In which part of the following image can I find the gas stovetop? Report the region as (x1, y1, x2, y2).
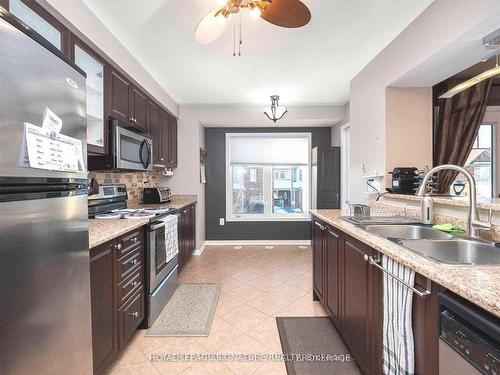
(93, 207, 176, 221)
(88, 184, 176, 222)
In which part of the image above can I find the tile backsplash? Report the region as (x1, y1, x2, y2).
(89, 170, 161, 203)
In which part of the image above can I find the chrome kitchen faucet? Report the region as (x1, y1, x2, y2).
(416, 164, 492, 238)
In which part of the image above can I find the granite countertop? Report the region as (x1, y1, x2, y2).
(89, 218, 149, 249)
(384, 193, 500, 211)
(310, 209, 500, 317)
(88, 195, 197, 249)
(129, 195, 198, 211)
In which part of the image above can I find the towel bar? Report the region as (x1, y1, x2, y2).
(364, 255, 432, 297)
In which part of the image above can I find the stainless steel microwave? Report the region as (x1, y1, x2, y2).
(88, 119, 153, 171)
(114, 124, 152, 171)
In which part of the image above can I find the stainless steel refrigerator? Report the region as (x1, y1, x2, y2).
(0, 12, 92, 375)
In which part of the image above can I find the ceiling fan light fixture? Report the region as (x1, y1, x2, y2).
(248, 3, 262, 20)
(195, 7, 230, 45)
(264, 95, 288, 123)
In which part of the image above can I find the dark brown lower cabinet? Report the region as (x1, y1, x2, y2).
(325, 226, 341, 326)
(312, 218, 443, 375)
(312, 220, 325, 303)
(178, 204, 196, 270)
(90, 228, 145, 374)
(90, 241, 116, 374)
(342, 236, 382, 375)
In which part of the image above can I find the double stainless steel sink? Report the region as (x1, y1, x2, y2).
(358, 224, 500, 266)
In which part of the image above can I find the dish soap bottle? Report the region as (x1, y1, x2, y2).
(421, 196, 434, 224)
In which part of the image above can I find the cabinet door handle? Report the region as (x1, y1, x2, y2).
(128, 258, 138, 265)
(116, 243, 122, 250)
(160, 158, 164, 161)
(133, 237, 138, 243)
(129, 312, 139, 318)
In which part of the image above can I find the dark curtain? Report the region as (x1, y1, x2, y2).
(433, 79, 493, 193)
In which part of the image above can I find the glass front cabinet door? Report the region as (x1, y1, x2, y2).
(71, 38, 107, 154)
(6, 0, 69, 53)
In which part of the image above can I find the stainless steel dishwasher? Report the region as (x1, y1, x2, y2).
(439, 293, 500, 375)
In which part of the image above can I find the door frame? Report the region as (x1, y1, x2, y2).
(340, 123, 351, 209)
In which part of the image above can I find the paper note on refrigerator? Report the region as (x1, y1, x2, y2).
(42, 107, 63, 135)
(24, 122, 84, 173)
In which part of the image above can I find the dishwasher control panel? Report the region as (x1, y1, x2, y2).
(440, 307, 500, 375)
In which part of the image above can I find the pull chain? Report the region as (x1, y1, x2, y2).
(239, 12, 242, 56)
(233, 23, 236, 56)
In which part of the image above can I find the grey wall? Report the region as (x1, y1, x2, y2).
(205, 127, 332, 241)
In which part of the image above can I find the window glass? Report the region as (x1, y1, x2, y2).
(272, 166, 307, 214)
(227, 133, 310, 220)
(451, 124, 494, 198)
(10, 0, 62, 50)
(75, 45, 105, 147)
(232, 166, 264, 215)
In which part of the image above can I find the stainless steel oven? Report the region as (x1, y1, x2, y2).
(113, 121, 152, 171)
(146, 219, 178, 326)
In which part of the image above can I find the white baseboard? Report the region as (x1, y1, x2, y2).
(202, 240, 311, 246)
(192, 241, 207, 256)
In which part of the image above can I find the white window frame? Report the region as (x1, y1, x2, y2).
(225, 132, 312, 222)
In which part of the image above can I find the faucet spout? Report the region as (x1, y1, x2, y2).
(417, 164, 489, 237)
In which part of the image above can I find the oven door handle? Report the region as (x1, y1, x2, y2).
(150, 222, 165, 230)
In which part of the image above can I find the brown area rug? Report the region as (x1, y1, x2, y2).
(276, 317, 361, 375)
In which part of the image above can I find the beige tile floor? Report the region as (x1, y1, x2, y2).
(106, 245, 327, 375)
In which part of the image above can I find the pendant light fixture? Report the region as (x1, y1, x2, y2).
(439, 48, 500, 99)
(264, 95, 287, 123)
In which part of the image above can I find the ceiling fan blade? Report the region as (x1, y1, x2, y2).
(260, 0, 311, 28)
(195, 7, 230, 45)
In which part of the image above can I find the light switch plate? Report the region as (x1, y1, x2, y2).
(219, 218, 225, 226)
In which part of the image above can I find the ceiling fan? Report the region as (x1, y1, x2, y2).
(195, 0, 311, 47)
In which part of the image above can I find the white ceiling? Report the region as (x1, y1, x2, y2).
(81, 0, 432, 105)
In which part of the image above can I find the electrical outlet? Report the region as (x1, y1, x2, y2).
(219, 218, 225, 226)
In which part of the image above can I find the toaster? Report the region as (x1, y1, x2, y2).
(143, 187, 171, 204)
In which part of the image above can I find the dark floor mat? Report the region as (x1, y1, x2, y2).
(276, 317, 362, 375)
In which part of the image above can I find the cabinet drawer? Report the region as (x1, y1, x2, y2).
(118, 287, 145, 350)
(116, 246, 143, 283)
(117, 230, 144, 258)
(117, 267, 144, 308)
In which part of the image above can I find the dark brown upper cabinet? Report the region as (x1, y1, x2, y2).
(3, 0, 70, 56)
(108, 67, 132, 125)
(131, 86, 147, 132)
(108, 66, 148, 133)
(159, 109, 170, 164)
(70, 35, 108, 155)
(148, 99, 162, 164)
(151, 108, 178, 168)
(168, 116, 178, 168)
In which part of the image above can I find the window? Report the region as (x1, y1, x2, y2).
(450, 123, 495, 198)
(226, 133, 311, 221)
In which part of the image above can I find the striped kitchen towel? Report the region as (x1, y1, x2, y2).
(382, 255, 415, 375)
(160, 214, 179, 263)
